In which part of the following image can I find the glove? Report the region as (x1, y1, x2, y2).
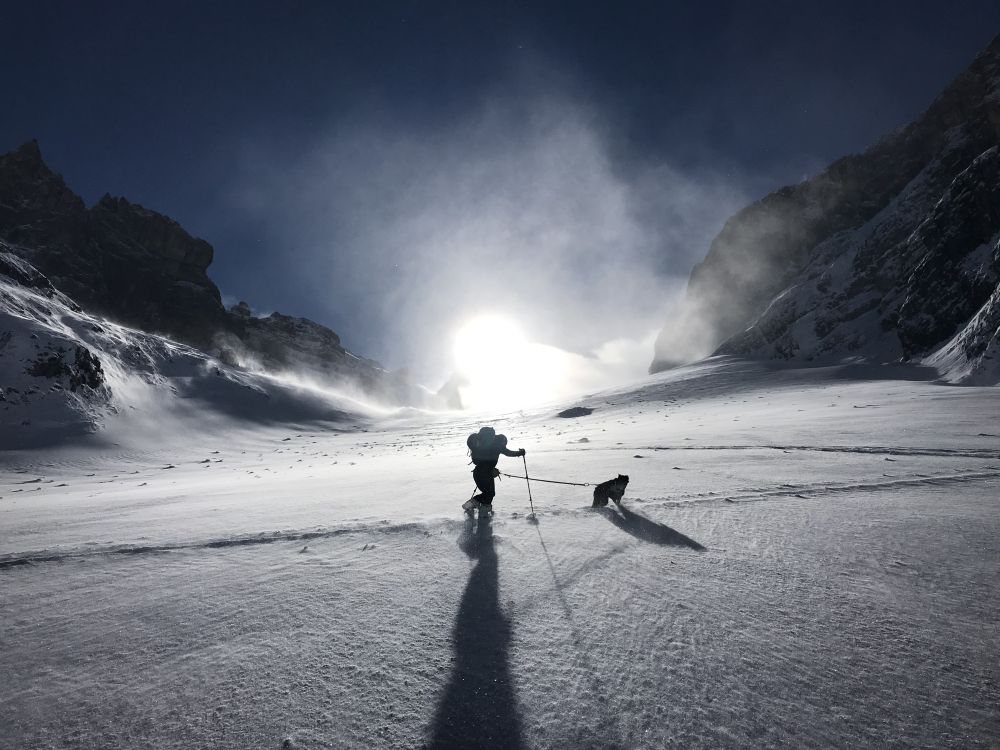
(519, 448, 526, 457)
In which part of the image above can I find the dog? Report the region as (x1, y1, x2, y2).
(592, 474, 629, 508)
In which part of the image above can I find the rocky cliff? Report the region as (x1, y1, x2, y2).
(0, 141, 428, 404)
(217, 301, 419, 402)
(0, 141, 226, 346)
(652, 34, 1000, 385)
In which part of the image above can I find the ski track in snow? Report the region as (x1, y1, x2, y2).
(2, 467, 998, 570)
(2, 360, 999, 749)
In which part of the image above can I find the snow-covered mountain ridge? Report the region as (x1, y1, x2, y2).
(0, 142, 426, 405)
(652, 34, 1000, 385)
(0, 245, 404, 448)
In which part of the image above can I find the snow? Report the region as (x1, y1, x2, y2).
(924, 233, 1000, 385)
(0, 269, 390, 450)
(2, 358, 999, 748)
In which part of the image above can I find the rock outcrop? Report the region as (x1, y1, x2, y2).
(27, 345, 105, 392)
(652, 34, 1000, 384)
(215, 302, 422, 403)
(0, 142, 428, 404)
(0, 140, 226, 346)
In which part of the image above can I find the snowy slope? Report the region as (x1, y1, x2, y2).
(1, 250, 390, 450)
(2, 359, 998, 749)
(0, 143, 428, 407)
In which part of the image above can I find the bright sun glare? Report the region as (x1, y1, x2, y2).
(452, 315, 568, 412)
(453, 315, 525, 373)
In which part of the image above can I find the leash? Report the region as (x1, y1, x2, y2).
(499, 471, 592, 487)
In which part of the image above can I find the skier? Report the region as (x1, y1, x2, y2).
(463, 426, 526, 514)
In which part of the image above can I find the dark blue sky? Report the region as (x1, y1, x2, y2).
(3, 1, 998, 373)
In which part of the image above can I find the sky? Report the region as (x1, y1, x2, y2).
(2, 1, 999, 387)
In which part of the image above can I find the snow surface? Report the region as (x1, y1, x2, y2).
(2, 358, 999, 748)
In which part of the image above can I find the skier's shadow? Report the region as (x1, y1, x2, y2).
(599, 505, 706, 551)
(429, 515, 526, 750)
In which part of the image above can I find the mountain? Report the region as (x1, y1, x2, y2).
(652, 34, 1000, 385)
(0, 240, 413, 446)
(0, 141, 226, 346)
(0, 141, 429, 405)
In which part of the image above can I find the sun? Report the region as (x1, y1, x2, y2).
(453, 314, 532, 411)
(453, 315, 526, 375)
(452, 314, 568, 411)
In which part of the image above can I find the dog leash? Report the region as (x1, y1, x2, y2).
(499, 472, 592, 487)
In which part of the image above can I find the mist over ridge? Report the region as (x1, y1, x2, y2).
(652, 33, 1000, 386)
(224, 84, 750, 390)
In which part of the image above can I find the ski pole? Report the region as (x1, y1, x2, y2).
(523, 454, 536, 517)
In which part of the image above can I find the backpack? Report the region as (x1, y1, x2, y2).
(467, 429, 507, 463)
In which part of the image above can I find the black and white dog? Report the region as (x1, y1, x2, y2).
(592, 474, 629, 508)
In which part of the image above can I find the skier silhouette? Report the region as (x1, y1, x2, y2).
(463, 426, 525, 514)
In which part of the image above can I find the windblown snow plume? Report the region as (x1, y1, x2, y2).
(0, 249, 386, 448)
(227, 83, 748, 395)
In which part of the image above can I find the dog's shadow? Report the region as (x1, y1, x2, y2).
(599, 505, 705, 550)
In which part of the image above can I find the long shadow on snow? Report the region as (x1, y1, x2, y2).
(429, 514, 526, 750)
(599, 505, 705, 550)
